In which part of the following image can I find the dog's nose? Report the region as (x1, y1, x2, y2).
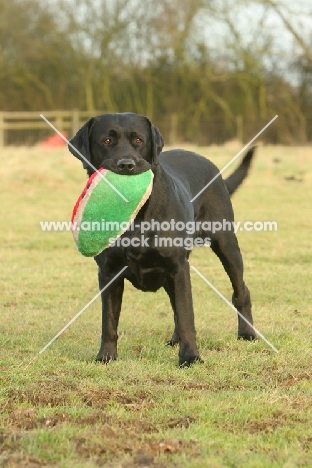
(117, 159, 136, 172)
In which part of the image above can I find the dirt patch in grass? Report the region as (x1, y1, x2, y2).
(150, 376, 248, 391)
(74, 434, 199, 467)
(222, 410, 308, 435)
(278, 372, 310, 387)
(165, 416, 197, 428)
(1, 454, 50, 468)
(1, 415, 199, 467)
(300, 436, 312, 452)
(5, 381, 77, 407)
(149, 377, 181, 386)
(246, 411, 307, 434)
(81, 388, 155, 410)
(149, 377, 217, 390)
(4, 383, 155, 411)
(3, 408, 159, 433)
(4, 406, 197, 432)
(0, 430, 51, 467)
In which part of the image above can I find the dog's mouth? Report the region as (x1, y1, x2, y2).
(101, 158, 151, 175)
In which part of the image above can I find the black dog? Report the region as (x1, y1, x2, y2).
(69, 112, 256, 366)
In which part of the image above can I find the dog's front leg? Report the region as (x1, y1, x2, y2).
(95, 267, 124, 363)
(167, 261, 202, 367)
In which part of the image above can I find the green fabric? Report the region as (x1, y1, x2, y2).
(73, 169, 153, 257)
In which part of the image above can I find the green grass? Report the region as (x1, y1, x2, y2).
(0, 145, 311, 467)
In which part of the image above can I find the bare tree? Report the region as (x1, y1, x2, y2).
(261, 0, 312, 64)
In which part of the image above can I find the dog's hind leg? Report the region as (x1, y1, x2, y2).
(210, 233, 256, 340)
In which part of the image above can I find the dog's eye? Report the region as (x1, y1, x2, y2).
(135, 138, 142, 144)
(103, 138, 111, 145)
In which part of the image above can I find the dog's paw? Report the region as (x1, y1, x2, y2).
(95, 353, 117, 364)
(165, 339, 179, 347)
(179, 342, 202, 367)
(96, 342, 117, 364)
(237, 334, 257, 341)
(179, 355, 204, 368)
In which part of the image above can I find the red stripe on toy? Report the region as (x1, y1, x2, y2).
(71, 168, 106, 222)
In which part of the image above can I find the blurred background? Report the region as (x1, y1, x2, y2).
(0, 0, 311, 146)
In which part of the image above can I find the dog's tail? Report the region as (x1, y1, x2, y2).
(224, 146, 256, 195)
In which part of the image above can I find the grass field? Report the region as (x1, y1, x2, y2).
(0, 144, 311, 467)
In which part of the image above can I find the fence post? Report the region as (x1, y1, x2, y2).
(169, 113, 178, 145)
(55, 112, 63, 133)
(236, 115, 243, 143)
(0, 112, 4, 147)
(72, 108, 79, 137)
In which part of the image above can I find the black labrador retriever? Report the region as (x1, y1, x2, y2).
(69, 112, 256, 366)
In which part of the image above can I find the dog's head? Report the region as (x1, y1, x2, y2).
(68, 112, 164, 176)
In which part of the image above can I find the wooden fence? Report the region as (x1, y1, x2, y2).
(0, 109, 279, 146)
(0, 110, 246, 147)
(0, 110, 102, 147)
(0, 110, 186, 146)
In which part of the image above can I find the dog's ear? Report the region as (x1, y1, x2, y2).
(68, 118, 95, 170)
(146, 118, 164, 166)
